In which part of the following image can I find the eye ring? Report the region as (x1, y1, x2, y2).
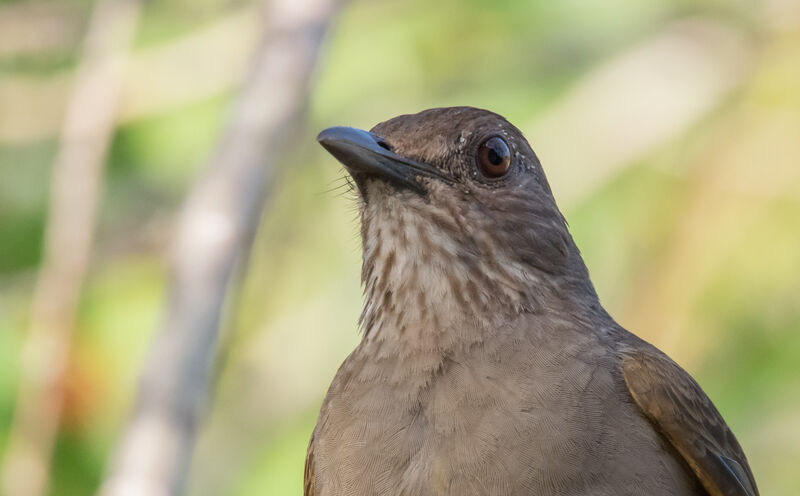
(477, 136, 511, 178)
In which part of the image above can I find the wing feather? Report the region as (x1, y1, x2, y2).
(304, 433, 316, 496)
(621, 347, 758, 496)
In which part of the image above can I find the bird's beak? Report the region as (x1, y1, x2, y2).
(317, 126, 450, 195)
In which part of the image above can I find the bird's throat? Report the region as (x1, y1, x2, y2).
(358, 184, 540, 346)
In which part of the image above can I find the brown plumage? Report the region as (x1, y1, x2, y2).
(308, 107, 758, 496)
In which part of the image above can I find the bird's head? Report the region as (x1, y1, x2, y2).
(318, 107, 596, 335)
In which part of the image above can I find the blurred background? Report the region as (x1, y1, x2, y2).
(1, 0, 799, 494)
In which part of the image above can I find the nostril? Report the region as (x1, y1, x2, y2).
(376, 139, 392, 152)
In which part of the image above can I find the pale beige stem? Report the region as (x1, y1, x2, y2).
(98, 1, 342, 495)
(0, 2, 141, 496)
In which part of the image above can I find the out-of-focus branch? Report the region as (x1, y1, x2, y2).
(0, 1, 142, 496)
(0, 6, 261, 144)
(622, 111, 800, 361)
(528, 18, 753, 208)
(0, 2, 83, 56)
(98, 1, 341, 495)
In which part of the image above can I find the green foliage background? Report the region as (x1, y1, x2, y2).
(1, 0, 798, 494)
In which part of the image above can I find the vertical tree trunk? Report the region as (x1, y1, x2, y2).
(0, 2, 142, 496)
(98, 0, 341, 495)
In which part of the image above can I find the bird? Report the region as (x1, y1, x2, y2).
(307, 107, 759, 496)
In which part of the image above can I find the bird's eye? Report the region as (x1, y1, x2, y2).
(477, 136, 511, 178)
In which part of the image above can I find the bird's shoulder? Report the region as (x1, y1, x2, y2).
(617, 334, 758, 496)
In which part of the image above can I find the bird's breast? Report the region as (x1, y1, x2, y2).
(312, 317, 700, 495)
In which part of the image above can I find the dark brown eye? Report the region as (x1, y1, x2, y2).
(477, 136, 511, 177)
